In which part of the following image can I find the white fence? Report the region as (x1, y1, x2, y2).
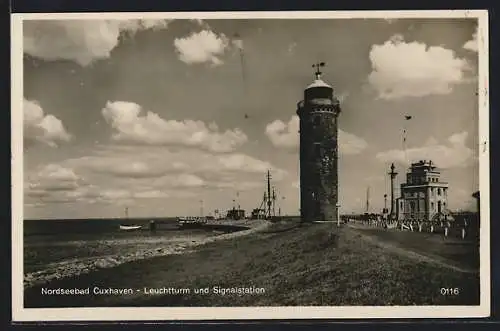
(345, 217, 478, 240)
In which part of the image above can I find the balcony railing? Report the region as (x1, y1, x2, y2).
(401, 181, 448, 187)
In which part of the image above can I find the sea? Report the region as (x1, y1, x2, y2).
(23, 218, 224, 289)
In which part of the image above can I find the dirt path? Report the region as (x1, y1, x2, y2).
(347, 224, 477, 274)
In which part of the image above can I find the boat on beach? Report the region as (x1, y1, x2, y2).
(119, 206, 143, 231)
(119, 225, 143, 231)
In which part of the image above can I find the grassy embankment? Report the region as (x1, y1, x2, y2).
(24, 220, 479, 307)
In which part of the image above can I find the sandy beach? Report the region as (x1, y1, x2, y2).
(24, 219, 272, 289)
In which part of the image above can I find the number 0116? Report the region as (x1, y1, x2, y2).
(440, 288, 460, 295)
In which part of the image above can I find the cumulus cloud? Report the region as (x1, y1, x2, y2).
(339, 130, 369, 155)
(61, 144, 286, 197)
(23, 19, 170, 66)
(213, 180, 263, 191)
(92, 161, 170, 179)
(68, 145, 284, 177)
(25, 163, 176, 204)
(190, 19, 212, 29)
(215, 154, 287, 180)
(170, 174, 206, 188)
(36, 163, 78, 182)
(25, 164, 84, 203)
(265, 115, 368, 155)
(265, 117, 298, 149)
(26, 131, 288, 206)
(101, 101, 247, 153)
(67, 152, 190, 179)
(24, 163, 130, 205)
(24, 99, 71, 147)
(368, 34, 471, 99)
(174, 29, 229, 66)
(375, 131, 474, 169)
(98, 189, 132, 200)
(463, 26, 478, 52)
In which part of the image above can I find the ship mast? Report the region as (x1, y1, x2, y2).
(266, 170, 272, 219)
(365, 186, 370, 213)
(125, 207, 129, 219)
(272, 186, 277, 217)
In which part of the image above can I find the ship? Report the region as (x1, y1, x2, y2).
(177, 216, 208, 229)
(226, 207, 245, 220)
(223, 170, 281, 221)
(176, 169, 282, 227)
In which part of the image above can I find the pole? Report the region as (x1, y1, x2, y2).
(282, 196, 286, 216)
(383, 193, 388, 219)
(403, 129, 408, 164)
(388, 163, 398, 220)
(366, 186, 370, 213)
(403, 116, 412, 165)
(272, 187, 276, 217)
(336, 203, 341, 227)
(267, 170, 272, 219)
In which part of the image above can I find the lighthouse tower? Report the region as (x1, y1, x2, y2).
(297, 62, 341, 222)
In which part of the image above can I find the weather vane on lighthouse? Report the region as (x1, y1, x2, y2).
(312, 62, 326, 80)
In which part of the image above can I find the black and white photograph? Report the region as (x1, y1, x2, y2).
(12, 10, 490, 321)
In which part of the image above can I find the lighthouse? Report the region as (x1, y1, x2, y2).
(297, 62, 341, 222)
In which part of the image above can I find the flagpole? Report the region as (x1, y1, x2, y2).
(403, 128, 408, 165)
(402, 115, 411, 165)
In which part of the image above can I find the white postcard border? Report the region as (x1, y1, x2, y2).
(11, 9, 490, 321)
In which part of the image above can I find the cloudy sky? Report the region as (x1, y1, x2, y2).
(21, 16, 480, 219)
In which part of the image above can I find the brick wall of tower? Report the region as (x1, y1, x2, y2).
(298, 106, 339, 222)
